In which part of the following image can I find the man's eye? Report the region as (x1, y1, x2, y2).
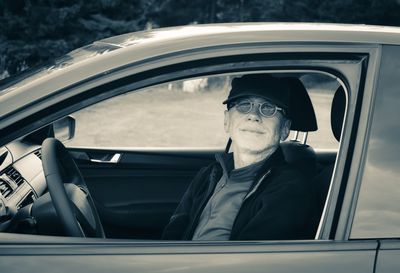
(260, 103, 276, 116)
(260, 103, 274, 110)
(236, 102, 252, 112)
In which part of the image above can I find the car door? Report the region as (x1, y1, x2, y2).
(55, 44, 378, 271)
(0, 237, 377, 273)
(0, 36, 382, 272)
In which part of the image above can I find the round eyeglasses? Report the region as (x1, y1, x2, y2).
(230, 99, 285, 118)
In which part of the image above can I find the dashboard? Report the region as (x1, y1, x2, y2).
(0, 141, 47, 231)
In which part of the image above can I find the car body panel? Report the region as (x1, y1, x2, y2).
(2, 22, 400, 95)
(0, 23, 400, 272)
(351, 45, 400, 239)
(0, 236, 377, 273)
(377, 241, 400, 273)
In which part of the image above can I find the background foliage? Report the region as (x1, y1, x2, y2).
(1, 0, 400, 79)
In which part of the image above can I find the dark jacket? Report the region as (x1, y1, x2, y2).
(162, 148, 319, 240)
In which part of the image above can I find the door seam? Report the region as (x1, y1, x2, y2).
(373, 240, 381, 273)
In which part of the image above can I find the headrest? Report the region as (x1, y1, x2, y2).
(286, 78, 318, 132)
(331, 86, 346, 141)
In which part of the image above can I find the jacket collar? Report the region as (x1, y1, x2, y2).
(213, 147, 286, 188)
(254, 146, 286, 181)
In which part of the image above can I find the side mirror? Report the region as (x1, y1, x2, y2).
(53, 116, 75, 142)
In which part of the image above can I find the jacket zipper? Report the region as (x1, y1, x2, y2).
(229, 169, 271, 239)
(243, 169, 271, 201)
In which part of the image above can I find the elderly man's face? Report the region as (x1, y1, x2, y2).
(224, 96, 291, 153)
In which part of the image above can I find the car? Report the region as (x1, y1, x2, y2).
(0, 22, 399, 272)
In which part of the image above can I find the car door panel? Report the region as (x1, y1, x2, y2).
(0, 239, 377, 273)
(69, 148, 217, 238)
(376, 241, 400, 273)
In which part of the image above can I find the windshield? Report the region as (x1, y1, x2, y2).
(0, 42, 121, 96)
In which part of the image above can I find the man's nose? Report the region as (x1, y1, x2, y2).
(246, 108, 261, 121)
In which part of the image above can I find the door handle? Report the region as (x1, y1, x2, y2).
(89, 153, 121, 164)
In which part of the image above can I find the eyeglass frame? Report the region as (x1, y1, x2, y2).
(228, 98, 286, 118)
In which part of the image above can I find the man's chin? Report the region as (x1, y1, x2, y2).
(237, 134, 269, 144)
(235, 142, 272, 153)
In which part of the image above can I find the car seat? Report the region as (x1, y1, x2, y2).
(280, 77, 318, 178)
(313, 85, 346, 215)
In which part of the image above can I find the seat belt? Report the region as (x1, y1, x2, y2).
(224, 138, 232, 153)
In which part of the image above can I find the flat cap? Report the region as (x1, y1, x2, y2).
(223, 74, 291, 111)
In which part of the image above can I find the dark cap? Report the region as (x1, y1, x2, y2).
(223, 74, 291, 111)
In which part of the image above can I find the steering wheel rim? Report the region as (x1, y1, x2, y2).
(41, 137, 105, 238)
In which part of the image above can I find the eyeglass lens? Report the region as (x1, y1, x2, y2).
(236, 100, 276, 117)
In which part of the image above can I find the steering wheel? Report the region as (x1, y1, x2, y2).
(41, 138, 105, 238)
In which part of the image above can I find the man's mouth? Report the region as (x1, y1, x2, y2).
(240, 128, 265, 134)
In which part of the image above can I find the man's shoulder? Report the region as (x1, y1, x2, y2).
(257, 163, 317, 208)
(266, 161, 311, 190)
(189, 161, 222, 190)
(276, 161, 307, 177)
(199, 161, 221, 178)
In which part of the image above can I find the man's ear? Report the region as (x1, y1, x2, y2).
(280, 118, 291, 141)
(224, 110, 230, 133)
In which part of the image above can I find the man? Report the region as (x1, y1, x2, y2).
(162, 74, 319, 240)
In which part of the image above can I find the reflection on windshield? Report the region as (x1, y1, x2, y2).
(0, 43, 120, 96)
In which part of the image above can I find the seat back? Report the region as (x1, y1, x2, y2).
(280, 140, 316, 178)
(313, 85, 346, 213)
(331, 85, 346, 142)
(280, 77, 318, 178)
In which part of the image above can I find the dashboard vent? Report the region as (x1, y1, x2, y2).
(0, 178, 12, 198)
(5, 167, 25, 186)
(34, 149, 42, 160)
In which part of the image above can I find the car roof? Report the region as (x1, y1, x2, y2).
(2, 22, 400, 92)
(0, 22, 399, 121)
(98, 22, 400, 47)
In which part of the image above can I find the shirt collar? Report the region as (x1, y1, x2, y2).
(215, 147, 285, 181)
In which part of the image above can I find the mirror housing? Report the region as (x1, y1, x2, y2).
(22, 116, 76, 145)
(53, 116, 75, 142)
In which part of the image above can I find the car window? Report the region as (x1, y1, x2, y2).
(301, 74, 339, 150)
(68, 76, 229, 148)
(62, 70, 343, 242)
(67, 72, 339, 150)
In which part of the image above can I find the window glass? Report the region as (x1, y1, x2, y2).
(67, 72, 339, 150)
(68, 76, 229, 148)
(301, 74, 339, 150)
